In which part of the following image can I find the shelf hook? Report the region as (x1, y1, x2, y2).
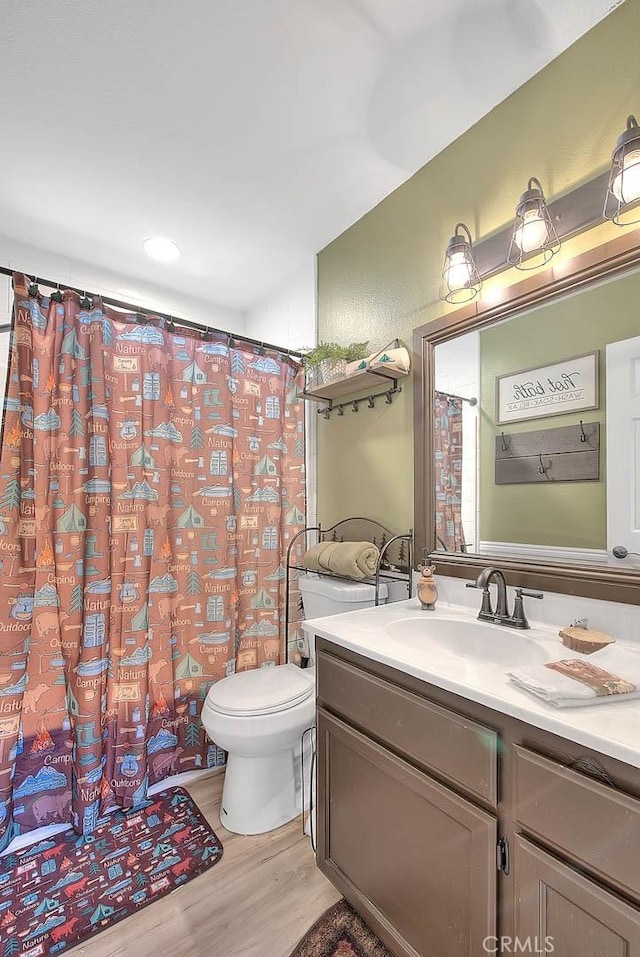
(352, 400, 359, 412)
(579, 420, 587, 443)
(539, 453, 548, 475)
(501, 432, 508, 452)
(368, 396, 375, 409)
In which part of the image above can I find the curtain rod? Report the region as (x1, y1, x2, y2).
(435, 389, 478, 406)
(0, 266, 303, 361)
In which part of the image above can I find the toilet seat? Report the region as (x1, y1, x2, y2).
(205, 664, 314, 717)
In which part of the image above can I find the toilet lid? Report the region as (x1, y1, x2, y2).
(205, 664, 314, 716)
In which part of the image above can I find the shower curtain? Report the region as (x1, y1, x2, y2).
(0, 274, 305, 850)
(434, 392, 465, 552)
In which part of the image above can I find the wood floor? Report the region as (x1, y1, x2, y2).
(81, 770, 340, 957)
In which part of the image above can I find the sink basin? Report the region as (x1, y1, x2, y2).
(385, 616, 549, 667)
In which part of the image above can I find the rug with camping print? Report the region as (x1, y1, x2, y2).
(0, 788, 223, 956)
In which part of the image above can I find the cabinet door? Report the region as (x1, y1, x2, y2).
(317, 708, 497, 957)
(514, 836, 640, 956)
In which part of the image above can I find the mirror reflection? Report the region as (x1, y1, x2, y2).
(433, 264, 640, 567)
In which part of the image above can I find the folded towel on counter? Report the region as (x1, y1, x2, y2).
(508, 646, 640, 708)
(302, 541, 380, 580)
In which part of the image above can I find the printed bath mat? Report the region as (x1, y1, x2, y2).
(0, 787, 223, 957)
(290, 900, 393, 957)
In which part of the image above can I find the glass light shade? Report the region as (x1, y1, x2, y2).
(513, 209, 550, 253)
(444, 251, 473, 289)
(611, 149, 640, 203)
(508, 177, 560, 271)
(605, 118, 640, 225)
(439, 223, 482, 304)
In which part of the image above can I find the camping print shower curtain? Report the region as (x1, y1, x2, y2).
(0, 274, 305, 850)
(434, 392, 465, 552)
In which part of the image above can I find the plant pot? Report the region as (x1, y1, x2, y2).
(317, 358, 347, 384)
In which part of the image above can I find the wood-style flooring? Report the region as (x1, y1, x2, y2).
(79, 770, 340, 957)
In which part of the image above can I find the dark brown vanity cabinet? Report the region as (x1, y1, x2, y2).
(317, 710, 497, 957)
(514, 837, 640, 955)
(315, 638, 640, 957)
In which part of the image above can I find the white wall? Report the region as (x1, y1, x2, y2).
(0, 233, 245, 331)
(244, 259, 316, 352)
(0, 232, 247, 408)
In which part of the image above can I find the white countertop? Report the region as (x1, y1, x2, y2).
(303, 598, 640, 770)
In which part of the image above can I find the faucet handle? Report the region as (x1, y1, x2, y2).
(511, 587, 543, 629)
(466, 580, 493, 617)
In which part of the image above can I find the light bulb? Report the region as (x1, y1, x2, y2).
(444, 251, 472, 291)
(513, 209, 549, 253)
(612, 149, 640, 204)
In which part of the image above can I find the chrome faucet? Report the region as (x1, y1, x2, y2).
(466, 567, 543, 629)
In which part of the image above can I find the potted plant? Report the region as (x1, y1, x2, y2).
(302, 341, 369, 385)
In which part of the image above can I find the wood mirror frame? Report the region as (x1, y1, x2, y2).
(413, 227, 640, 605)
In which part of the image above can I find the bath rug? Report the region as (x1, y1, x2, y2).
(290, 899, 393, 957)
(0, 787, 223, 957)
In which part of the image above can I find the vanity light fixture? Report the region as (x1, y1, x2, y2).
(604, 115, 640, 226)
(439, 222, 482, 304)
(507, 177, 560, 270)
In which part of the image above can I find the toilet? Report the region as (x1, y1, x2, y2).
(201, 576, 389, 835)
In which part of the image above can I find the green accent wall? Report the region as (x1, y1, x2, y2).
(478, 268, 640, 548)
(315, 1, 640, 538)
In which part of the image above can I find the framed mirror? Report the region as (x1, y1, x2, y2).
(414, 228, 640, 604)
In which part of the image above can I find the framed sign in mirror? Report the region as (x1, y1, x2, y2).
(495, 351, 599, 425)
(414, 228, 640, 605)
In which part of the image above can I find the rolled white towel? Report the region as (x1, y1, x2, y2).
(508, 646, 640, 708)
(368, 346, 411, 375)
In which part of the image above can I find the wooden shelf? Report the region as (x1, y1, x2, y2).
(300, 366, 406, 403)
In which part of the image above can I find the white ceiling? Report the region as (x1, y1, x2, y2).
(0, 0, 616, 314)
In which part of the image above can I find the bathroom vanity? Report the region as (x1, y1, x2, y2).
(308, 601, 640, 957)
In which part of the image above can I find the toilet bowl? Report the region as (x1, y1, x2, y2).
(202, 577, 392, 835)
(202, 664, 315, 834)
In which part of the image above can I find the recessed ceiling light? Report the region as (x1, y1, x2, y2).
(144, 236, 181, 262)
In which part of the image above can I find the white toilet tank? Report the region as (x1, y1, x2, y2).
(299, 576, 389, 619)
